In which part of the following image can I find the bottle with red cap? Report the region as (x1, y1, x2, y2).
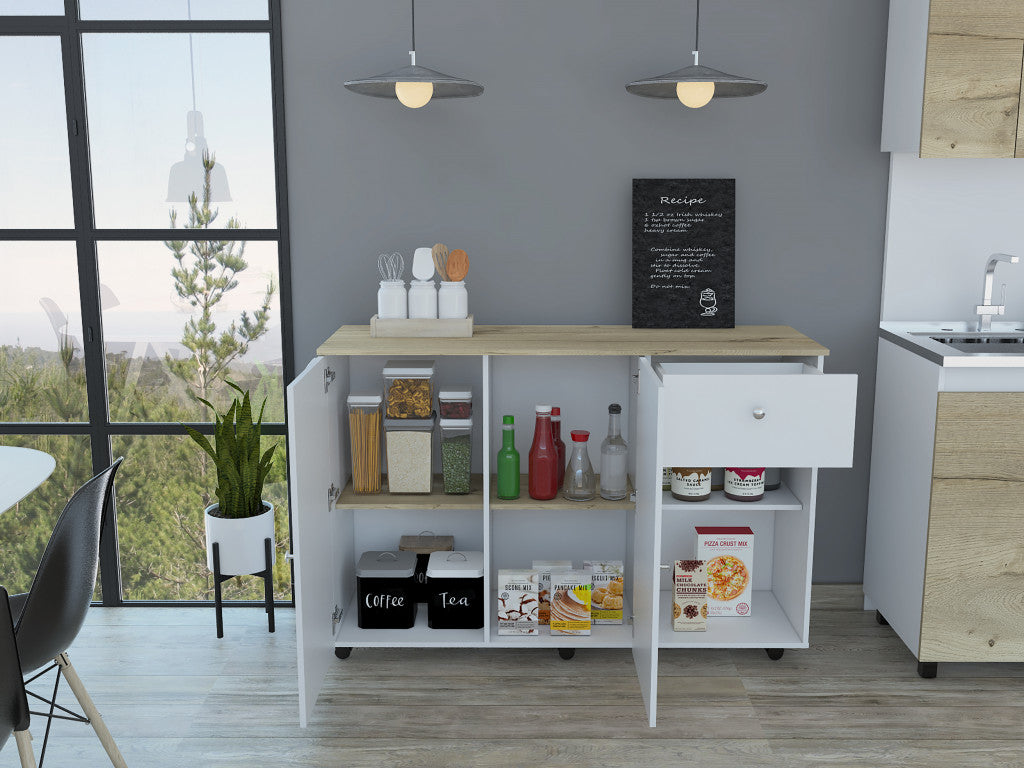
(551, 406, 567, 488)
(563, 430, 596, 501)
(528, 405, 559, 500)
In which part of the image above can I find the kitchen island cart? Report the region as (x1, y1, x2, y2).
(287, 325, 856, 727)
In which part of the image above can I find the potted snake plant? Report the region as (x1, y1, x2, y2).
(184, 382, 277, 577)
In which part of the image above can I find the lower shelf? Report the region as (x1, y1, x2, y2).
(488, 592, 634, 648)
(657, 590, 806, 649)
(334, 596, 484, 648)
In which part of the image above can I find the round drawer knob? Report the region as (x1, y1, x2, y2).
(753, 408, 766, 421)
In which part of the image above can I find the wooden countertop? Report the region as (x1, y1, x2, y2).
(317, 324, 829, 358)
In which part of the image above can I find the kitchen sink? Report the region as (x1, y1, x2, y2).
(879, 324, 1024, 367)
(911, 331, 1024, 355)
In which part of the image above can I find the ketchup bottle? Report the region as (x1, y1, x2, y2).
(551, 406, 567, 489)
(528, 405, 559, 500)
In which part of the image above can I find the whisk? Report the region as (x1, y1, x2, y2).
(377, 252, 405, 281)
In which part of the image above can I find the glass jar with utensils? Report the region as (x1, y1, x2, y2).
(376, 252, 407, 318)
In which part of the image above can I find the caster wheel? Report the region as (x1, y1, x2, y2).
(558, 648, 575, 660)
(875, 610, 889, 626)
(917, 661, 937, 679)
(334, 647, 352, 660)
(765, 648, 785, 661)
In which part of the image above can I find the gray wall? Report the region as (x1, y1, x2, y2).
(281, 0, 891, 582)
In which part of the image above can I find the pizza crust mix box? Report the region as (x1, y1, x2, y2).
(585, 560, 624, 625)
(497, 570, 539, 635)
(695, 526, 753, 617)
(673, 559, 707, 631)
(532, 560, 572, 626)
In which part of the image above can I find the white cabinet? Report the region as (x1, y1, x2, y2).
(286, 325, 856, 727)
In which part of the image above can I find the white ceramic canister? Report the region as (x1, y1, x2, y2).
(408, 280, 438, 319)
(438, 280, 468, 319)
(377, 280, 407, 319)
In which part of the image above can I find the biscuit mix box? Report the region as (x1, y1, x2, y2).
(584, 560, 624, 625)
(673, 560, 707, 631)
(695, 526, 753, 617)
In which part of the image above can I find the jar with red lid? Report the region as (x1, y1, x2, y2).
(723, 468, 766, 501)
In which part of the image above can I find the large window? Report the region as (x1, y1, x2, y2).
(0, 1, 292, 605)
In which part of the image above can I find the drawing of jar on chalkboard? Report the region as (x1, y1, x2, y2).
(699, 288, 718, 317)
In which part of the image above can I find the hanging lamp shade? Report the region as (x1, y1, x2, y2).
(626, 64, 766, 99)
(344, 63, 483, 100)
(626, 0, 766, 107)
(167, 111, 232, 202)
(344, 0, 482, 107)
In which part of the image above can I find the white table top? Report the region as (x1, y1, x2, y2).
(0, 447, 57, 513)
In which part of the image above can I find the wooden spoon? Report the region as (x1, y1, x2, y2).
(431, 244, 449, 282)
(447, 249, 469, 282)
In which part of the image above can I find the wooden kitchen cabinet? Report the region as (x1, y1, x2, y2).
(287, 325, 856, 727)
(882, 0, 1024, 157)
(865, 338, 1024, 674)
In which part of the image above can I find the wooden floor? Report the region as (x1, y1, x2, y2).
(12, 585, 1024, 767)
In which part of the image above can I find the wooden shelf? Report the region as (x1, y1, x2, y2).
(661, 483, 802, 513)
(657, 590, 805, 649)
(317, 324, 829, 358)
(335, 596, 484, 648)
(488, 592, 634, 648)
(490, 475, 635, 511)
(334, 474, 484, 509)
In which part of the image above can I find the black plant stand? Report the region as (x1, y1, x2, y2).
(212, 538, 275, 639)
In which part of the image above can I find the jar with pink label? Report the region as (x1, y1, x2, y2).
(723, 468, 765, 502)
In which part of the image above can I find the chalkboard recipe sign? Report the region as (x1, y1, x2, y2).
(632, 178, 735, 329)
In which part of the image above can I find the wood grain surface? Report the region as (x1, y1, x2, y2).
(920, 34, 1023, 158)
(929, 0, 1024, 39)
(25, 588, 1024, 767)
(317, 324, 829, 358)
(921, 393, 1024, 661)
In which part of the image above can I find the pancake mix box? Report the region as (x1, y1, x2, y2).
(532, 560, 572, 625)
(585, 560, 624, 625)
(549, 571, 592, 635)
(695, 526, 753, 617)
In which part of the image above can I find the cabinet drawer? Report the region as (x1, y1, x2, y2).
(655, 363, 857, 468)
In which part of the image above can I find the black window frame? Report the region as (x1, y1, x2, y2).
(0, 0, 295, 607)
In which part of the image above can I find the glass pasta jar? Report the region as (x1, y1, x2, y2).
(383, 359, 435, 419)
(723, 468, 766, 502)
(347, 393, 382, 493)
(438, 387, 472, 419)
(385, 414, 435, 493)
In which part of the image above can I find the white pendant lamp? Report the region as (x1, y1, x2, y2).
(167, 4, 230, 202)
(626, 0, 766, 108)
(344, 0, 483, 108)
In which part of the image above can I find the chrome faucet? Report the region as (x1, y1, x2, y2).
(976, 253, 1020, 331)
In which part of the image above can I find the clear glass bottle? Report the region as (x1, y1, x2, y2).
(496, 415, 520, 500)
(600, 403, 628, 501)
(563, 430, 596, 501)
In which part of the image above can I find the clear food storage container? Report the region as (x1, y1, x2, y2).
(347, 393, 382, 493)
(383, 359, 435, 419)
(356, 550, 418, 629)
(439, 418, 473, 495)
(426, 550, 484, 629)
(399, 532, 455, 604)
(385, 414, 435, 493)
(438, 386, 472, 419)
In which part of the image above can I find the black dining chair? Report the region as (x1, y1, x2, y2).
(1, 586, 35, 767)
(9, 458, 126, 768)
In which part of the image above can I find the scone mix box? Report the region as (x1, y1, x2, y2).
(584, 560, 624, 625)
(549, 571, 592, 636)
(673, 560, 707, 631)
(497, 570, 539, 635)
(695, 526, 754, 617)
(532, 560, 573, 626)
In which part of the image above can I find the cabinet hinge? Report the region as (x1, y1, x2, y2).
(328, 483, 339, 505)
(332, 604, 343, 631)
(324, 366, 337, 393)
(72, 118, 80, 136)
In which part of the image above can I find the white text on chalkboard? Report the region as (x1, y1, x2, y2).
(660, 196, 706, 206)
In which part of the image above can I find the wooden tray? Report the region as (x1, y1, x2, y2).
(370, 315, 474, 338)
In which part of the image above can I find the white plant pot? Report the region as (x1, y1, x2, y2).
(205, 502, 276, 577)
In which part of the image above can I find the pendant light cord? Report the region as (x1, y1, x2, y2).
(692, 0, 701, 66)
(409, 0, 417, 64)
(188, 0, 197, 112)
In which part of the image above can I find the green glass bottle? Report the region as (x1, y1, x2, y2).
(496, 415, 521, 500)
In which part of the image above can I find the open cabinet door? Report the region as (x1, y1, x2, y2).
(287, 356, 347, 726)
(632, 357, 663, 727)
